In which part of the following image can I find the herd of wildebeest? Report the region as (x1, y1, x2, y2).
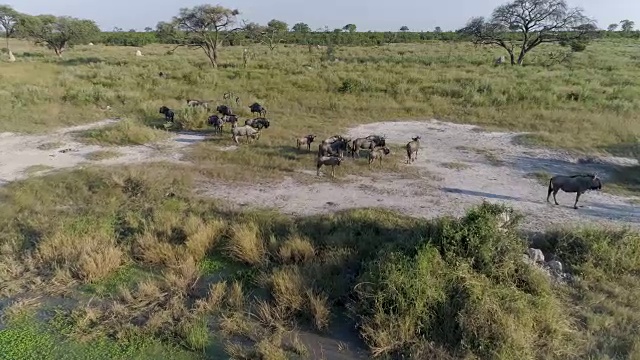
(159, 94, 604, 210)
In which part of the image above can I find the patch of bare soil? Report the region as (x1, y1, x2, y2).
(199, 120, 640, 232)
(0, 119, 207, 184)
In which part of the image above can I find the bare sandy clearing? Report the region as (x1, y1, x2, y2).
(200, 120, 640, 231)
(0, 119, 207, 184)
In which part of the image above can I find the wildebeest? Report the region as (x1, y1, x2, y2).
(232, 125, 261, 144)
(318, 137, 349, 158)
(406, 136, 421, 164)
(208, 115, 224, 134)
(368, 147, 391, 168)
(216, 105, 234, 117)
(547, 173, 602, 209)
(351, 135, 386, 158)
(225, 114, 239, 129)
(245, 117, 270, 130)
(249, 102, 267, 117)
(317, 156, 343, 178)
(296, 135, 316, 151)
(187, 99, 210, 109)
(159, 106, 175, 122)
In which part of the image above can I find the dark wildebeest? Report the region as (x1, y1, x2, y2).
(232, 125, 261, 144)
(216, 105, 234, 117)
(296, 135, 316, 151)
(249, 102, 267, 117)
(318, 137, 349, 158)
(159, 106, 175, 122)
(547, 173, 602, 209)
(208, 115, 224, 134)
(245, 117, 270, 130)
(351, 135, 386, 158)
(224, 114, 239, 129)
(317, 156, 343, 178)
(405, 136, 421, 164)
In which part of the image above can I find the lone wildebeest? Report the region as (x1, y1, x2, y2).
(406, 136, 421, 164)
(547, 173, 602, 209)
(249, 102, 267, 117)
(159, 106, 174, 122)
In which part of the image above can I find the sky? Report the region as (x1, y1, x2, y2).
(7, 0, 639, 32)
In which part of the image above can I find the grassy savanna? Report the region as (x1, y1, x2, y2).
(0, 165, 639, 359)
(1, 24, 640, 360)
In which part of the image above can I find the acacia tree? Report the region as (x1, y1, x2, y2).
(292, 22, 310, 33)
(620, 19, 635, 32)
(0, 5, 18, 51)
(459, 0, 595, 65)
(607, 23, 618, 32)
(162, 5, 241, 69)
(17, 15, 99, 57)
(343, 24, 356, 33)
(400, 26, 409, 32)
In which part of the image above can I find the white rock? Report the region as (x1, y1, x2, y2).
(8, 50, 15, 62)
(88, 42, 94, 46)
(546, 260, 563, 273)
(495, 56, 506, 65)
(527, 248, 545, 264)
(135, 50, 143, 57)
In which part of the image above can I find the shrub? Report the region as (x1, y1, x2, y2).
(226, 222, 266, 266)
(277, 235, 315, 264)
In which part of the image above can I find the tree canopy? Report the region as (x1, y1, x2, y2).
(161, 4, 241, 68)
(343, 24, 357, 33)
(0, 4, 19, 49)
(17, 15, 100, 56)
(459, 0, 595, 65)
(266, 19, 288, 33)
(291, 22, 310, 33)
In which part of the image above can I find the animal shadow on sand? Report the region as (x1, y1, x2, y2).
(504, 155, 616, 179)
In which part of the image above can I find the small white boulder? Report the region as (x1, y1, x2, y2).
(135, 50, 143, 57)
(546, 260, 563, 273)
(8, 50, 15, 62)
(527, 248, 545, 264)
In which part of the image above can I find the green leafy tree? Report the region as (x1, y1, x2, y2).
(434, 26, 442, 33)
(0, 4, 18, 50)
(620, 19, 635, 32)
(160, 5, 241, 68)
(17, 15, 100, 57)
(607, 23, 618, 31)
(343, 24, 357, 33)
(144, 26, 153, 32)
(459, 0, 595, 65)
(266, 19, 288, 33)
(400, 25, 409, 32)
(291, 22, 310, 33)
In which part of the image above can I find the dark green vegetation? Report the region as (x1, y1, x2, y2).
(0, 165, 639, 359)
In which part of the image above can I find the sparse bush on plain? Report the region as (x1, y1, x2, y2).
(277, 235, 315, 264)
(79, 119, 169, 146)
(226, 222, 266, 266)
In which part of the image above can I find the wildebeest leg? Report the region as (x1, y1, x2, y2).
(573, 192, 581, 209)
(331, 165, 335, 178)
(233, 135, 239, 144)
(546, 186, 553, 203)
(379, 157, 383, 167)
(317, 164, 321, 176)
(552, 189, 560, 206)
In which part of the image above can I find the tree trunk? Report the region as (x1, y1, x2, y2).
(517, 50, 526, 65)
(508, 51, 516, 65)
(4, 34, 8, 51)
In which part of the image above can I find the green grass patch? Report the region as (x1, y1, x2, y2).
(78, 119, 170, 146)
(22, 164, 54, 176)
(85, 150, 121, 161)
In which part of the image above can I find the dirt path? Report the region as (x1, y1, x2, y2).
(1, 118, 638, 231)
(200, 120, 640, 232)
(0, 119, 206, 185)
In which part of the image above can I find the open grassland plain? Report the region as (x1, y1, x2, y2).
(1, 37, 640, 359)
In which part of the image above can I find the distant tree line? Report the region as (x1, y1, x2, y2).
(1, 1, 638, 66)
